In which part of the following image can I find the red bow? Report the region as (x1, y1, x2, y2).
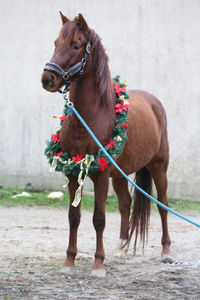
(114, 83, 126, 97)
(115, 100, 130, 113)
(72, 154, 83, 163)
(97, 157, 108, 171)
(51, 132, 60, 143)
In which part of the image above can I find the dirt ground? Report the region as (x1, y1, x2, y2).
(0, 206, 200, 300)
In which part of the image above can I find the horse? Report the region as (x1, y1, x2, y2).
(41, 12, 172, 277)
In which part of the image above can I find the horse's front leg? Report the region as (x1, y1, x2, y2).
(62, 175, 81, 273)
(90, 170, 109, 278)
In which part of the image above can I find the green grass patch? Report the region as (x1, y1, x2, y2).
(149, 197, 200, 212)
(168, 198, 200, 211)
(0, 187, 118, 211)
(0, 187, 199, 212)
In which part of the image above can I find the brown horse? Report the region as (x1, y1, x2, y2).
(41, 12, 172, 277)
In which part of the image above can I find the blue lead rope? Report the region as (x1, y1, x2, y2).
(69, 103, 200, 228)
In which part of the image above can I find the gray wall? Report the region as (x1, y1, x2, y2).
(0, 0, 200, 200)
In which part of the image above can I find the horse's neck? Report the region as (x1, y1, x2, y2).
(69, 77, 98, 114)
(69, 75, 115, 124)
(60, 74, 115, 154)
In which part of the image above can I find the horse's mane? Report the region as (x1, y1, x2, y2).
(88, 29, 115, 106)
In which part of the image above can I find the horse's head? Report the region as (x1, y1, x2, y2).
(41, 12, 90, 93)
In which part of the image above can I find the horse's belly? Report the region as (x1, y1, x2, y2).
(109, 137, 159, 177)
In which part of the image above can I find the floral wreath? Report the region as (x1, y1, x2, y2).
(44, 76, 130, 177)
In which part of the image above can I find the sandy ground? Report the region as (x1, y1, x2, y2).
(0, 206, 200, 300)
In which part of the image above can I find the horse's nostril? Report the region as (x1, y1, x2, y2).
(42, 73, 54, 87)
(49, 75, 54, 87)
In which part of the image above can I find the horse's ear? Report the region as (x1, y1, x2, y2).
(59, 11, 70, 24)
(75, 13, 89, 31)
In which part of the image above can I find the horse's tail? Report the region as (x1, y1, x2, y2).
(128, 167, 152, 253)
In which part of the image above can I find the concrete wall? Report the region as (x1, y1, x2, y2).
(0, 0, 200, 200)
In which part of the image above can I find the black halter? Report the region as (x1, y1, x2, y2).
(44, 42, 91, 93)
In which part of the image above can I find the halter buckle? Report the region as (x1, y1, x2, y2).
(63, 72, 69, 80)
(86, 42, 91, 54)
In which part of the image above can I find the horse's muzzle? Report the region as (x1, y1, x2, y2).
(41, 71, 62, 92)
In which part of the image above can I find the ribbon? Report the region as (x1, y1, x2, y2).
(50, 154, 94, 207)
(50, 156, 73, 172)
(63, 177, 69, 188)
(72, 155, 94, 207)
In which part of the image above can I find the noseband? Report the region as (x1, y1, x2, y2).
(44, 42, 91, 93)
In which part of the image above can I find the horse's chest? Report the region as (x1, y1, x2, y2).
(59, 118, 97, 155)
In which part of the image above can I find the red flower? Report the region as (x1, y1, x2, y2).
(107, 141, 116, 148)
(121, 123, 128, 129)
(117, 123, 121, 127)
(51, 132, 60, 143)
(59, 115, 65, 122)
(114, 83, 126, 97)
(54, 151, 63, 157)
(115, 100, 130, 113)
(72, 154, 83, 163)
(97, 157, 108, 171)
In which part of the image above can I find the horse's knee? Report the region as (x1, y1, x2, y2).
(69, 208, 81, 228)
(93, 212, 105, 232)
(118, 201, 131, 215)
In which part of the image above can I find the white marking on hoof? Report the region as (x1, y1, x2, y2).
(60, 266, 76, 274)
(112, 255, 126, 264)
(161, 254, 174, 264)
(91, 269, 106, 278)
(112, 239, 129, 263)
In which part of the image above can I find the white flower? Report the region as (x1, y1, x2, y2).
(114, 136, 122, 142)
(120, 80, 128, 87)
(119, 95, 125, 101)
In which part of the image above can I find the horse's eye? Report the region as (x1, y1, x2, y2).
(73, 44, 80, 50)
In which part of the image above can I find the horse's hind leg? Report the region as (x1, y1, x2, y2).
(147, 160, 173, 263)
(62, 175, 81, 273)
(112, 177, 131, 262)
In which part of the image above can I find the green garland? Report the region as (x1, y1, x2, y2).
(44, 76, 130, 177)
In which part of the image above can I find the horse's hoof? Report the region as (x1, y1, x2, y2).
(112, 239, 129, 264)
(60, 266, 76, 274)
(112, 255, 126, 264)
(161, 254, 174, 264)
(91, 269, 106, 278)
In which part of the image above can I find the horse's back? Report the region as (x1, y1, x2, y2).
(110, 89, 168, 176)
